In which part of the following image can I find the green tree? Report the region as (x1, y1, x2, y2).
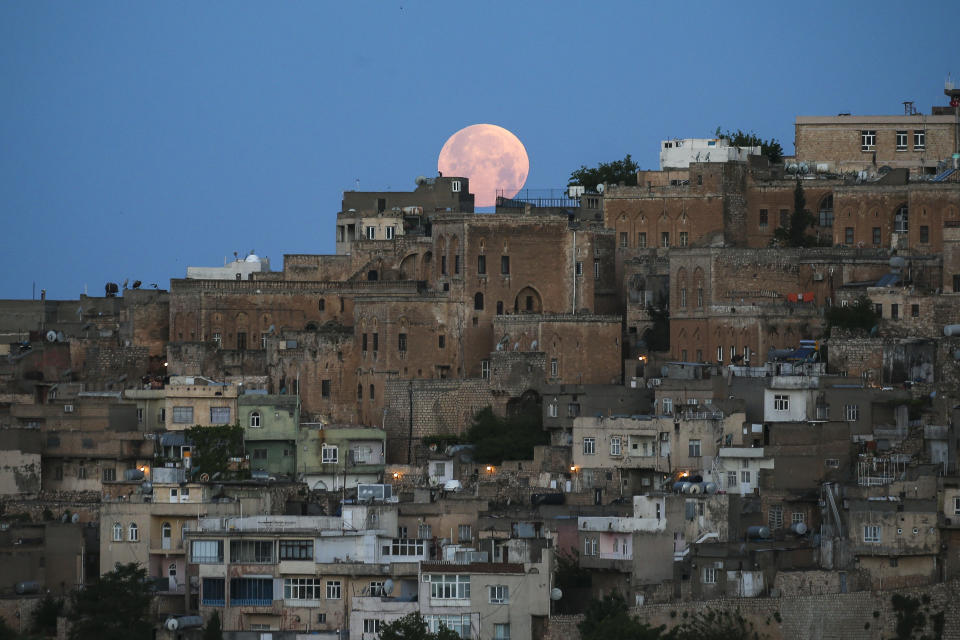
(774, 179, 816, 247)
(202, 610, 223, 640)
(569, 154, 639, 189)
(68, 563, 153, 640)
(579, 592, 667, 640)
(825, 296, 879, 333)
(379, 613, 460, 640)
(183, 424, 245, 478)
(670, 608, 765, 640)
(715, 127, 783, 164)
(464, 405, 547, 464)
(32, 592, 64, 636)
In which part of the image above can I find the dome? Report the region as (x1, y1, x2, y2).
(244, 253, 261, 263)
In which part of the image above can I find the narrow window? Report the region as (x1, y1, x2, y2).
(398, 333, 407, 352)
(477, 255, 486, 275)
(474, 292, 484, 310)
(501, 256, 510, 275)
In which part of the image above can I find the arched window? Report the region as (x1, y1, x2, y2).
(357, 383, 363, 400)
(162, 522, 171, 538)
(496, 301, 504, 315)
(250, 411, 261, 428)
(894, 204, 909, 233)
(818, 195, 834, 227)
(128, 522, 139, 542)
(113, 522, 122, 542)
(474, 292, 484, 311)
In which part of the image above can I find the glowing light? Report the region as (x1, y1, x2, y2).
(438, 124, 529, 207)
(392, 472, 401, 479)
(570, 466, 577, 473)
(679, 471, 689, 478)
(486, 465, 494, 472)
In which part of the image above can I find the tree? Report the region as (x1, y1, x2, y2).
(203, 610, 223, 640)
(32, 592, 64, 636)
(69, 563, 153, 640)
(183, 424, 245, 478)
(715, 127, 783, 164)
(463, 405, 548, 464)
(774, 179, 816, 247)
(670, 608, 765, 640)
(825, 296, 879, 333)
(579, 592, 667, 640)
(379, 613, 460, 640)
(569, 154, 639, 189)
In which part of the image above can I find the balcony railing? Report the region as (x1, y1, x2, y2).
(230, 598, 272, 607)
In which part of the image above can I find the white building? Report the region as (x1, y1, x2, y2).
(659, 138, 761, 170)
(186, 251, 271, 280)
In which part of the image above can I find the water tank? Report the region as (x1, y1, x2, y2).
(790, 522, 808, 536)
(140, 481, 153, 494)
(747, 526, 771, 540)
(15, 581, 41, 595)
(889, 256, 906, 270)
(944, 325, 960, 337)
(165, 616, 204, 631)
(124, 469, 145, 481)
(703, 482, 718, 494)
(674, 482, 692, 493)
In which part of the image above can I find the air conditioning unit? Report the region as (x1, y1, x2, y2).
(64, 405, 74, 413)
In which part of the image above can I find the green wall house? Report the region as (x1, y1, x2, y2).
(298, 424, 386, 491)
(239, 393, 299, 478)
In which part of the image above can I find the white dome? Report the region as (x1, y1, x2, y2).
(244, 253, 261, 263)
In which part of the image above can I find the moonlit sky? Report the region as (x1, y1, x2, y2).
(1, 1, 957, 299)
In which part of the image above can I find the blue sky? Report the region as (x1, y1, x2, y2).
(1, 1, 957, 299)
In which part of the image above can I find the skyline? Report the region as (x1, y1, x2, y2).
(2, 0, 958, 299)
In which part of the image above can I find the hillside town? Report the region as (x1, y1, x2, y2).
(3, 84, 960, 640)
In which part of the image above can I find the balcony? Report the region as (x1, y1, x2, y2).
(579, 555, 632, 572)
(230, 597, 273, 607)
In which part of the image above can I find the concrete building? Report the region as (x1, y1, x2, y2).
(298, 424, 386, 490)
(186, 252, 272, 281)
(239, 393, 299, 478)
(659, 137, 760, 171)
(795, 95, 960, 176)
(163, 378, 240, 431)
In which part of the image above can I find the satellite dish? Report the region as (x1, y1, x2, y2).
(56, 331, 66, 342)
(383, 579, 394, 596)
(59, 513, 68, 523)
(530, 340, 538, 350)
(165, 618, 179, 631)
(200, 473, 210, 482)
(596, 183, 605, 193)
(45, 330, 57, 342)
(70, 513, 80, 524)
(550, 588, 563, 601)
(415, 176, 427, 186)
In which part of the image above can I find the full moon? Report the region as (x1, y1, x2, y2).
(438, 124, 529, 208)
